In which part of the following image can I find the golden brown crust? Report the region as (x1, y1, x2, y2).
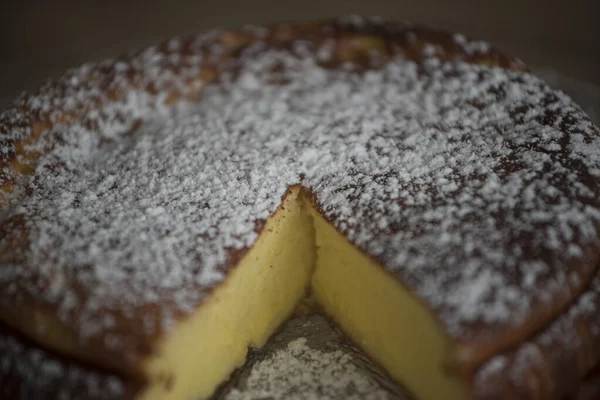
(472, 273, 600, 399)
(0, 321, 140, 400)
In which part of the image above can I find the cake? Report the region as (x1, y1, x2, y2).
(1, 16, 600, 400)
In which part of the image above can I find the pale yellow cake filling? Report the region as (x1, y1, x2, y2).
(308, 203, 466, 400)
(140, 187, 316, 400)
(134, 189, 467, 400)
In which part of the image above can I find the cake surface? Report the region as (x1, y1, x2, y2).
(1, 16, 600, 400)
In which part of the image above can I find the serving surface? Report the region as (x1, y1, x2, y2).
(1, 16, 600, 400)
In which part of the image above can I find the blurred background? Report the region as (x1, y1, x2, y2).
(0, 0, 599, 101)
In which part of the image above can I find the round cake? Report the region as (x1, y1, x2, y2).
(1, 16, 600, 400)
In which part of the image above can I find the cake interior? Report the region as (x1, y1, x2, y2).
(141, 187, 315, 400)
(309, 202, 466, 400)
(134, 187, 466, 400)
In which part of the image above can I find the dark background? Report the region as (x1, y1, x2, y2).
(0, 0, 599, 100)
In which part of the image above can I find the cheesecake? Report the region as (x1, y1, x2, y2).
(2, 16, 600, 400)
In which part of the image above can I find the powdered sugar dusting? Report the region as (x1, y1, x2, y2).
(1, 18, 600, 363)
(225, 337, 390, 400)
